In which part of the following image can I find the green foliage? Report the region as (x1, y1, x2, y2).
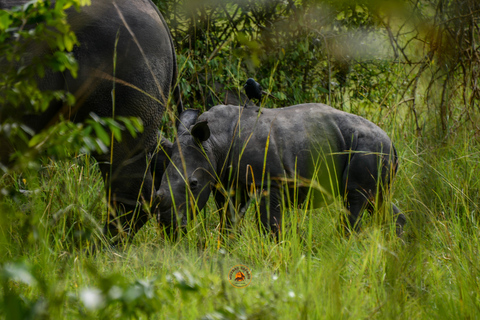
(1, 133, 480, 318)
(1, 0, 480, 319)
(158, 0, 411, 111)
(0, 0, 86, 112)
(0, 0, 80, 171)
(0, 0, 144, 173)
(161, 0, 480, 138)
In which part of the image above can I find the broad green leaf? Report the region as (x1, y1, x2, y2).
(91, 122, 110, 146)
(64, 33, 73, 51)
(0, 11, 12, 30)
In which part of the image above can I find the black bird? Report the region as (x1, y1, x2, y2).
(244, 78, 263, 103)
(243, 78, 277, 107)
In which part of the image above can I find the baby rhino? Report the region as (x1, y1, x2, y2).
(156, 104, 405, 236)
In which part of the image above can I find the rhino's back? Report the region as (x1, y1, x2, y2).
(71, 0, 175, 155)
(65, 0, 174, 118)
(202, 104, 394, 194)
(240, 104, 350, 181)
(256, 103, 393, 154)
(204, 103, 392, 153)
(3, 0, 175, 153)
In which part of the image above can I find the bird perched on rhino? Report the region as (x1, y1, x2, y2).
(243, 78, 277, 106)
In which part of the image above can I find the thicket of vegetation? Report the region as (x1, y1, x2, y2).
(1, 0, 480, 318)
(157, 0, 480, 137)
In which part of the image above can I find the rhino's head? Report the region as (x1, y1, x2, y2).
(156, 109, 214, 234)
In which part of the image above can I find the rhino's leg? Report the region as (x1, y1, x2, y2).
(214, 190, 229, 232)
(156, 209, 178, 239)
(344, 190, 370, 233)
(98, 150, 154, 244)
(214, 188, 250, 233)
(392, 203, 406, 236)
(345, 188, 406, 236)
(258, 188, 283, 238)
(342, 152, 380, 233)
(343, 152, 404, 235)
(150, 136, 173, 191)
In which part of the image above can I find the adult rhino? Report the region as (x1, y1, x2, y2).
(156, 104, 406, 237)
(0, 0, 183, 242)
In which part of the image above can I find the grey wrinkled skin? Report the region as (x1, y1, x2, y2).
(156, 103, 406, 237)
(1, 0, 183, 241)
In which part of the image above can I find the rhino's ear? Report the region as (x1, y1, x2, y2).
(190, 121, 210, 142)
(177, 109, 200, 135)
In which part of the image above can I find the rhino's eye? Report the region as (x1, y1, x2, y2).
(189, 178, 198, 189)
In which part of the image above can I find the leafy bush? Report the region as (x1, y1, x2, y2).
(1, 1, 480, 319)
(0, 0, 81, 170)
(157, 0, 480, 138)
(0, 0, 143, 173)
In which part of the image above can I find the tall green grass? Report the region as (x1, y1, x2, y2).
(2, 48, 480, 318)
(1, 107, 480, 319)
